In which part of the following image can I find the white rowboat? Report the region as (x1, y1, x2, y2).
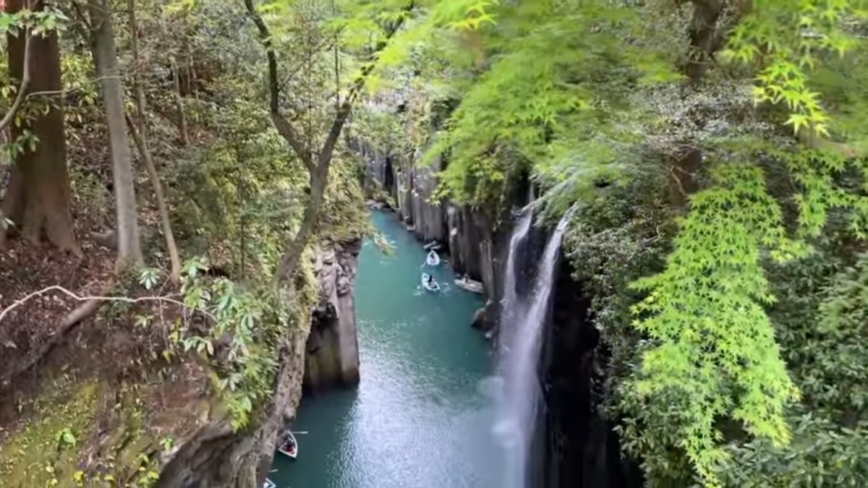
(277, 429, 298, 460)
(422, 273, 441, 292)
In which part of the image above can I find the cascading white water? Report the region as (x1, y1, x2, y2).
(497, 209, 533, 357)
(494, 213, 570, 488)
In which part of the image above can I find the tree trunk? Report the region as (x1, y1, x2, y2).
(171, 57, 190, 145)
(126, 115, 182, 282)
(128, 0, 181, 283)
(1, 0, 78, 253)
(88, 0, 143, 267)
(274, 171, 328, 281)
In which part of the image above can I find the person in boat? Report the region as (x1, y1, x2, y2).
(280, 431, 295, 451)
(426, 274, 437, 288)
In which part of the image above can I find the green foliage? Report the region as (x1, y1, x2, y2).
(719, 414, 868, 487)
(723, 0, 868, 137)
(628, 162, 810, 485)
(396, 0, 868, 485)
(174, 257, 312, 431)
(320, 151, 374, 241)
(798, 251, 868, 420)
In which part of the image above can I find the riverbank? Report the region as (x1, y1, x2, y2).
(271, 210, 501, 487)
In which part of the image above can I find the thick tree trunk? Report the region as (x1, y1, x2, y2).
(274, 171, 327, 281)
(1, 0, 78, 253)
(88, 0, 143, 267)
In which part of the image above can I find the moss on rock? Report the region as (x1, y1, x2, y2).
(0, 380, 99, 487)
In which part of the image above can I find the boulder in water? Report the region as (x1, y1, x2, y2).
(471, 299, 495, 331)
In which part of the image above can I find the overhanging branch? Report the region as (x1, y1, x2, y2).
(316, 2, 415, 171)
(244, 0, 414, 176)
(244, 0, 315, 172)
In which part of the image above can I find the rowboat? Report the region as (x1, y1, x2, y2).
(422, 273, 441, 292)
(277, 429, 297, 459)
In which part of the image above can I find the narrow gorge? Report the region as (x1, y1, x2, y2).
(3, 1, 866, 487)
(359, 141, 640, 487)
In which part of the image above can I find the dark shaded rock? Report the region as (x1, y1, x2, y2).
(539, 256, 644, 488)
(471, 300, 495, 331)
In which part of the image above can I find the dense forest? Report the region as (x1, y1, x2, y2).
(2, 0, 868, 486)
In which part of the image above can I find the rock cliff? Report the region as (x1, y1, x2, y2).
(303, 240, 362, 391)
(0, 241, 361, 488)
(540, 257, 643, 488)
(158, 240, 362, 487)
(361, 147, 504, 301)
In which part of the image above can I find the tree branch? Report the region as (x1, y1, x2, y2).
(316, 2, 415, 172)
(270, 3, 414, 282)
(0, 285, 215, 327)
(126, 112, 183, 283)
(243, 0, 314, 172)
(0, 28, 32, 133)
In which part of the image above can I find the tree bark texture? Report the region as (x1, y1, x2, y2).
(2, 0, 78, 253)
(88, 0, 143, 266)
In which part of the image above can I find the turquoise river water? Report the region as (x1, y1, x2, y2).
(269, 209, 502, 488)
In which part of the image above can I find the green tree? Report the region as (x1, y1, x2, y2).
(2, 1, 77, 252)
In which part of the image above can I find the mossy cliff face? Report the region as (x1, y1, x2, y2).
(0, 356, 216, 488)
(0, 245, 358, 487)
(1, 381, 100, 487)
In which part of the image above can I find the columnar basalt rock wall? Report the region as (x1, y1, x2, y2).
(361, 144, 494, 286)
(540, 257, 644, 488)
(303, 239, 362, 391)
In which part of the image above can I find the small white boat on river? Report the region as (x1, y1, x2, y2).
(263, 479, 276, 488)
(426, 250, 440, 266)
(277, 429, 298, 460)
(422, 273, 441, 292)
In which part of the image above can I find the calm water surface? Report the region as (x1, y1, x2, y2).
(270, 210, 501, 488)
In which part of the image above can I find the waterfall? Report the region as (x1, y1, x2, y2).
(494, 212, 570, 488)
(497, 209, 533, 358)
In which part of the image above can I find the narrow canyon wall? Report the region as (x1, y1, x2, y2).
(361, 146, 512, 309)
(358, 124, 640, 488)
(540, 257, 644, 488)
(159, 240, 363, 487)
(303, 239, 362, 391)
